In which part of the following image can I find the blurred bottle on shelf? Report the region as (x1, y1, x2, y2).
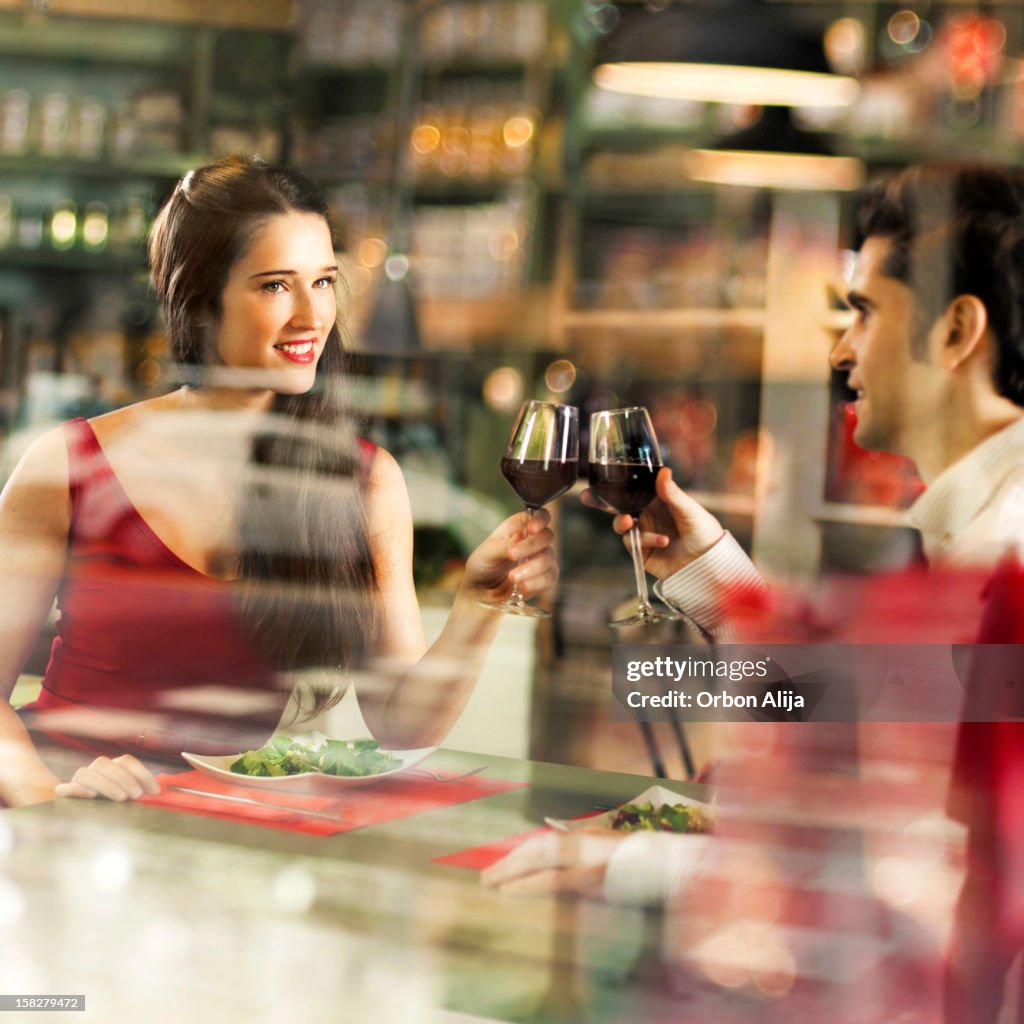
(295, 0, 401, 66)
(36, 92, 71, 158)
(421, 1, 546, 64)
(17, 204, 43, 250)
(70, 97, 107, 161)
(410, 199, 527, 300)
(81, 201, 109, 252)
(0, 89, 32, 156)
(48, 199, 77, 251)
(111, 196, 151, 250)
(0, 194, 13, 249)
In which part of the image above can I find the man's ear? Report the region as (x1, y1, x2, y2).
(942, 294, 988, 370)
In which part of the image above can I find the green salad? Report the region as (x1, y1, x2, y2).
(609, 801, 713, 834)
(230, 733, 401, 778)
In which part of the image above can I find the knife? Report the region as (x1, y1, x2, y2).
(166, 784, 344, 823)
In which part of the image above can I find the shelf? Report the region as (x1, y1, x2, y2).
(0, 154, 206, 180)
(0, 14, 194, 65)
(305, 173, 538, 201)
(421, 58, 533, 76)
(291, 62, 392, 78)
(415, 293, 541, 348)
(412, 179, 534, 202)
(561, 307, 765, 332)
(813, 502, 914, 529)
(0, 248, 146, 272)
(0, 1, 293, 31)
(583, 125, 705, 152)
(292, 59, 532, 78)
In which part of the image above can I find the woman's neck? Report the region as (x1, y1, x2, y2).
(175, 383, 275, 415)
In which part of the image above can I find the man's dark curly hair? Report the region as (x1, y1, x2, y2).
(858, 163, 1024, 406)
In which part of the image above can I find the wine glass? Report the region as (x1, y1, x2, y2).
(481, 400, 579, 618)
(588, 407, 683, 628)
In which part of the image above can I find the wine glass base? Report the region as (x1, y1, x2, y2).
(609, 607, 683, 628)
(478, 599, 551, 619)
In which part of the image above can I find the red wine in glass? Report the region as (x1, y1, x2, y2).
(481, 401, 579, 618)
(588, 407, 682, 628)
(587, 462, 659, 516)
(501, 457, 577, 510)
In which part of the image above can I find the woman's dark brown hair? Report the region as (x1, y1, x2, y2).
(149, 155, 377, 716)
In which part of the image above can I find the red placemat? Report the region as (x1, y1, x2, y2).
(140, 769, 528, 837)
(433, 825, 551, 870)
(433, 811, 606, 870)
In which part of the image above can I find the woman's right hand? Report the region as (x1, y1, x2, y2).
(581, 466, 724, 580)
(55, 754, 161, 802)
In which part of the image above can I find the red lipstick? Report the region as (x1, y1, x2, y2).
(273, 338, 317, 365)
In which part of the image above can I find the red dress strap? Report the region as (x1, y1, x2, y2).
(63, 417, 110, 534)
(357, 437, 376, 485)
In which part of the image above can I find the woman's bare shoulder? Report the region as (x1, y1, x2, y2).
(0, 425, 71, 534)
(364, 443, 407, 495)
(85, 391, 184, 444)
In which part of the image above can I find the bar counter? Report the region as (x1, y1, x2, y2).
(2, 750, 701, 1023)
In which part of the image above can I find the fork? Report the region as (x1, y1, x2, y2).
(407, 766, 487, 782)
(165, 784, 344, 822)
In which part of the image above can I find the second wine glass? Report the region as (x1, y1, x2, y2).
(482, 400, 578, 618)
(588, 407, 683, 628)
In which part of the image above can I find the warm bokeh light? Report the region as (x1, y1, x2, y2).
(888, 10, 920, 46)
(357, 237, 387, 268)
(411, 123, 441, 154)
(824, 17, 866, 75)
(441, 126, 470, 154)
(544, 359, 576, 394)
(502, 115, 534, 149)
(482, 367, 523, 411)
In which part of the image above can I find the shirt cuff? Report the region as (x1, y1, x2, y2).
(653, 532, 765, 635)
(603, 832, 714, 907)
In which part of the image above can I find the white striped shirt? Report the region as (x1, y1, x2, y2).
(908, 415, 1024, 568)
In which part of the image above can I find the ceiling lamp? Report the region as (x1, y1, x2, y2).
(684, 107, 864, 191)
(593, 1, 860, 109)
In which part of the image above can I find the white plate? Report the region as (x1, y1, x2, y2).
(181, 743, 437, 793)
(544, 785, 716, 833)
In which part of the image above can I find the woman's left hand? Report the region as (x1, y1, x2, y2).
(463, 508, 557, 603)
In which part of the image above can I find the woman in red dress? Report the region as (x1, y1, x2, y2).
(0, 156, 557, 806)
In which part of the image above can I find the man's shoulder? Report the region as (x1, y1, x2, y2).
(956, 465, 1024, 565)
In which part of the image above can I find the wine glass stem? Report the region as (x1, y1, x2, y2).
(627, 524, 653, 616)
(508, 506, 533, 607)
